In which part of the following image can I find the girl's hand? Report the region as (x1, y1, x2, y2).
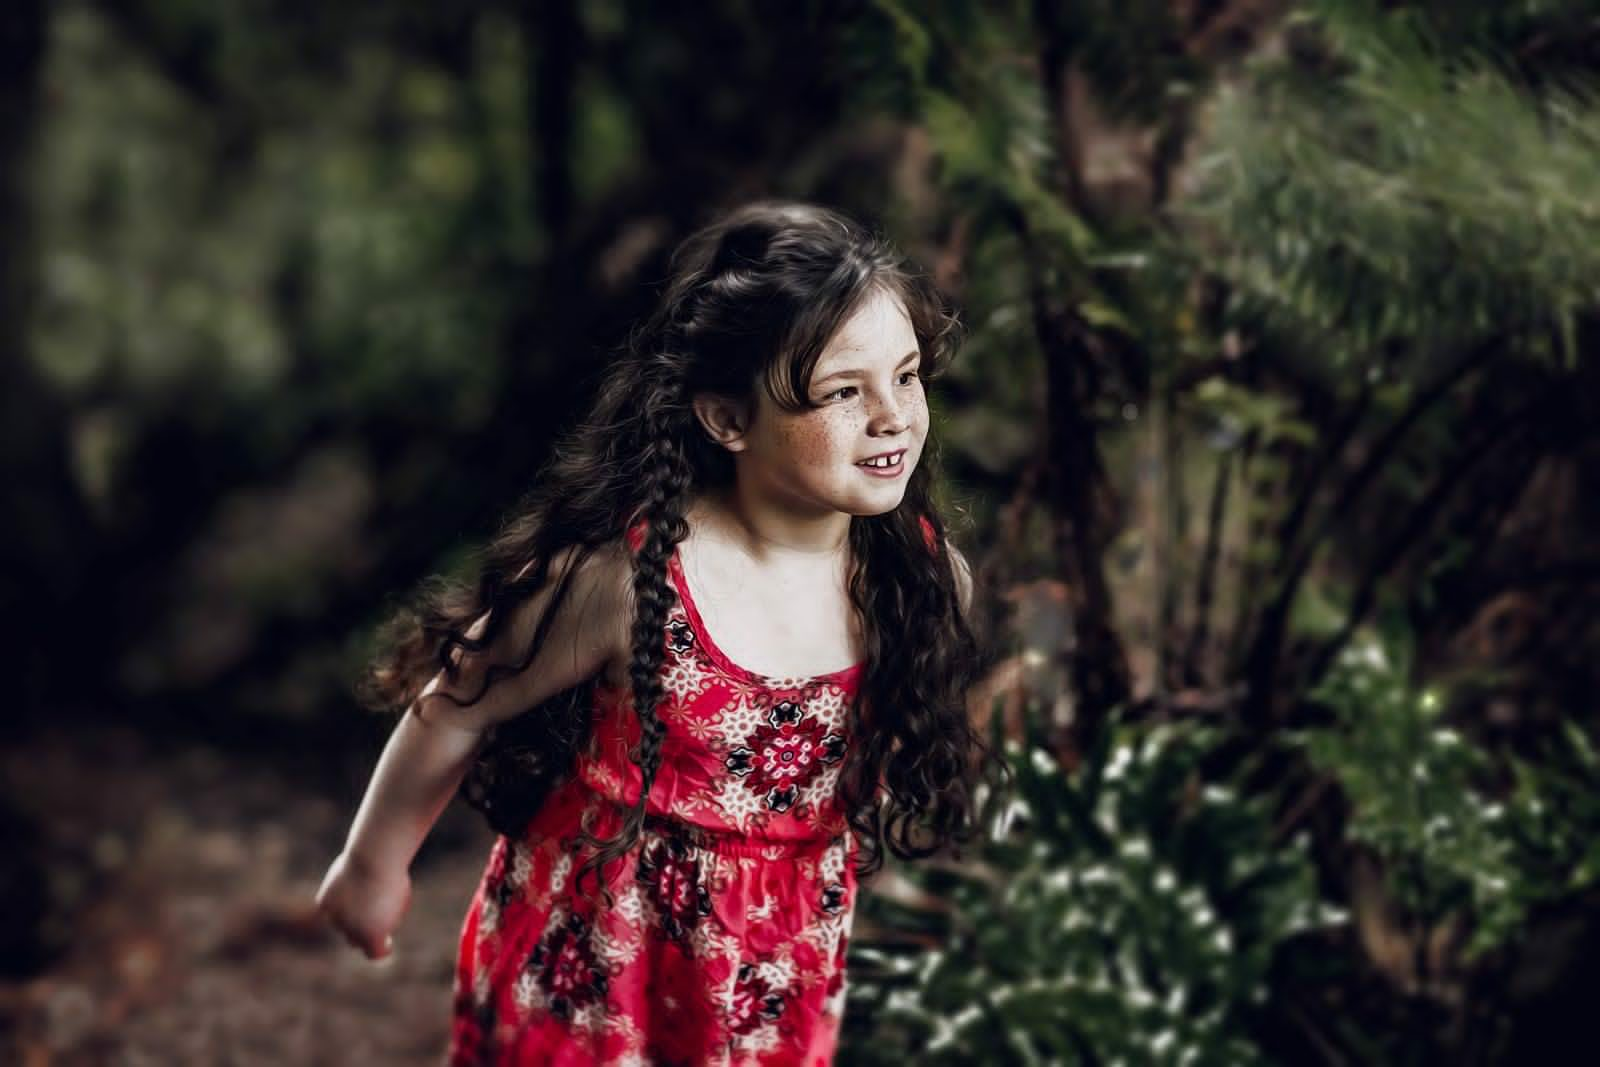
(315, 850, 412, 960)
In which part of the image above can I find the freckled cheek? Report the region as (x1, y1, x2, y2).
(775, 415, 856, 467)
(908, 392, 931, 442)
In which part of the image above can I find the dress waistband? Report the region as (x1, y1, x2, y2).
(569, 780, 851, 863)
(637, 811, 846, 859)
(566, 766, 850, 860)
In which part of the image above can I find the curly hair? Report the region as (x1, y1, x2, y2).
(364, 200, 1008, 897)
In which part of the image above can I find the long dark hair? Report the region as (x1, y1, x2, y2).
(365, 200, 1007, 892)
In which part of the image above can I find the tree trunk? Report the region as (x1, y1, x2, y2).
(0, 0, 99, 723)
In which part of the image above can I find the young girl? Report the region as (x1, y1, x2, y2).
(316, 200, 1005, 1066)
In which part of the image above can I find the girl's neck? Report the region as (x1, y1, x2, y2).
(693, 486, 851, 561)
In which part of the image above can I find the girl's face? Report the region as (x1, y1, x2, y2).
(731, 286, 929, 519)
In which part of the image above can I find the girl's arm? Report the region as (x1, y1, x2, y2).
(316, 542, 632, 959)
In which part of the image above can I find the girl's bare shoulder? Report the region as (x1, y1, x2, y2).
(509, 537, 633, 632)
(431, 537, 635, 727)
(558, 535, 635, 690)
(551, 535, 635, 655)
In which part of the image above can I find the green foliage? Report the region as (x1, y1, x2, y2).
(1292, 617, 1600, 958)
(1052, 0, 1204, 125)
(1191, 378, 1319, 451)
(1180, 0, 1600, 359)
(843, 713, 1345, 1066)
(1293, 627, 1510, 943)
(32, 6, 528, 462)
(1508, 721, 1600, 900)
(849, 0, 1096, 257)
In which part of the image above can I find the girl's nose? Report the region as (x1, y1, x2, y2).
(868, 395, 910, 436)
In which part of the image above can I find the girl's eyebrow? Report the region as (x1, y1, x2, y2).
(812, 350, 920, 387)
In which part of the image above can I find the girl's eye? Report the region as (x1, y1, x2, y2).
(817, 371, 917, 403)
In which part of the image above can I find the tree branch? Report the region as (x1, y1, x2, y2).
(1298, 388, 1551, 692)
(1239, 336, 1501, 725)
(1181, 443, 1235, 686)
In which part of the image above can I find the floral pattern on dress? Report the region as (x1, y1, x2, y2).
(449, 526, 864, 1066)
(729, 960, 790, 1038)
(635, 828, 714, 947)
(724, 699, 847, 814)
(526, 910, 611, 1021)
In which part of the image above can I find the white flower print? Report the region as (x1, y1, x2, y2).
(806, 685, 848, 730)
(760, 954, 798, 990)
(711, 695, 768, 750)
(612, 881, 647, 926)
(590, 918, 641, 973)
(819, 842, 846, 884)
(479, 897, 500, 936)
(513, 969, 539, 1012)
(661, 658, 712, 706)
(548, 853, 573, 896)
(683, 712, 724, 748)
(688, 920, 743, 967)
(735, 1025, 783, 1056)
(510, 845, 533, 890)
(709, 776, 770, 830)
(746, 895, 778, 923)
(796, 761, 845, 813)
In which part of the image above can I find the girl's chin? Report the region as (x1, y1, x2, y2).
(842, 486, 911, 517)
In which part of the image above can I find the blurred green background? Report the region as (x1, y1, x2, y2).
(4, 0, 1600, 1063)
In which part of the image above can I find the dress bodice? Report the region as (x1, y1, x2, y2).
(572, 535, 861, 843)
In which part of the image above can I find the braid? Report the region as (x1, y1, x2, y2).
(573, 389, 692, 903)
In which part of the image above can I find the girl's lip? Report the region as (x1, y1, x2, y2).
(856, 450, 907, 476)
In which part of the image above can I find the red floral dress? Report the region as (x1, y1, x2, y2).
(448, 529, 864, 1066)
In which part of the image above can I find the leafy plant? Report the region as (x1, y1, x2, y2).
(843, 712, 1346, 1066)
(1293, 619, 1600, 960)
(1180, 0, 1600, 358)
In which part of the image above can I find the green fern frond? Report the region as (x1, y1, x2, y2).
(1180, 0, 1600, 360)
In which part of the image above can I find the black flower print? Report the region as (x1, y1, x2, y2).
(728, 961, 788, 1037)
(526, 911, 609, 1021)
(644, 1051, 696, 1067)
(666, 617, 696, 654)
(769, 700, 803, 726)
(483, 842, 516, 908)
(635, 832, 713, 946)
(489, 849, 524, 910)
(725, 747, 754, 776)
(723, 697, 847, 813)
(819, 882, 847, 915)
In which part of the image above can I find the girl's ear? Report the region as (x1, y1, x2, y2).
(692, 392, 752, 453)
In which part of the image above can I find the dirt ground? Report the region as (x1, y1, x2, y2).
(2, 723, 495, 1066)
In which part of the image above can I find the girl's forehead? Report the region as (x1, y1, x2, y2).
(811, 289, 916, 376)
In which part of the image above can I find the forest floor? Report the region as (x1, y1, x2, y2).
(2, 722, 494, 1066)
